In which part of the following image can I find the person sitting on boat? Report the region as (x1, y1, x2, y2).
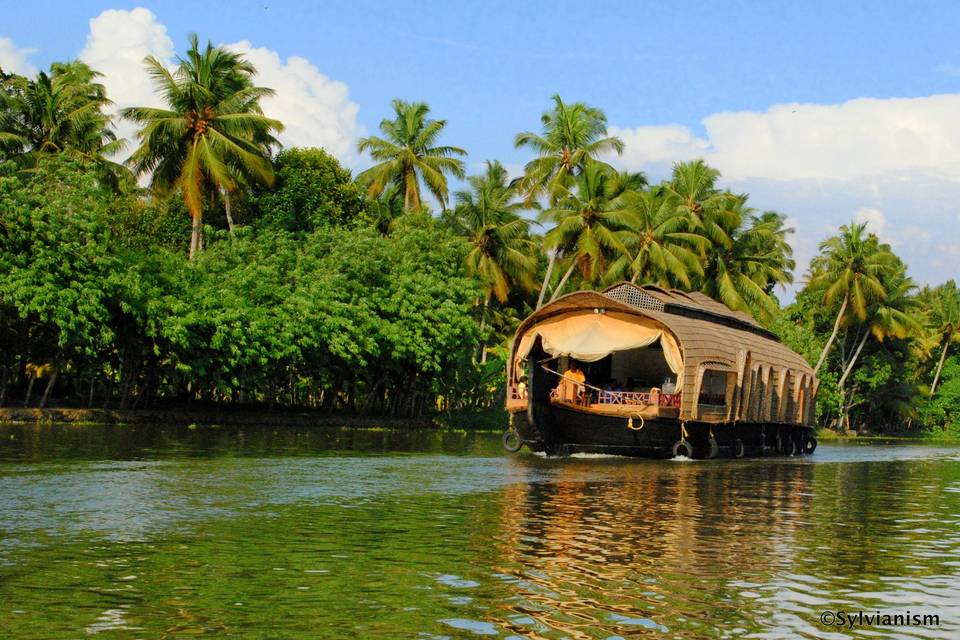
(558, 362, 586, 404)
(517, 376, 528, 399)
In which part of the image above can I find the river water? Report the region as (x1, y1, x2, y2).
(0, 423, 958, 639)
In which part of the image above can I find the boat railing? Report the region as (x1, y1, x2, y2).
(540, 365, 681, 409)
(659, 392, 681, 408)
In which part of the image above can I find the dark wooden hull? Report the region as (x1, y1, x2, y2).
(510, 401, 815, 459)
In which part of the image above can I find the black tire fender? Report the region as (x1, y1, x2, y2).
(804, 435, 818, 454)
(732, 438, 745, 458)
(502, 429, 522, 453)
(706, 437, 719, 459)
(672, 439, 693, 458)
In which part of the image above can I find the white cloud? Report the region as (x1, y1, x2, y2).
(0, 36, 37, 76)
(610, 95, 960, 294)
(225, 41, 364, 166)
(76, 8, 363, 166)
(853, 207, 888, 241)
(608, 124, 709, 173)
(613, 94, 960, 182)
(78, 8, 175, 156)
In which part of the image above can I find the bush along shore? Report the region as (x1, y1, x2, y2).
(1, 39, 957, 437)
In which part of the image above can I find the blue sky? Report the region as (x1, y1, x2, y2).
(3, 1, 960, 295)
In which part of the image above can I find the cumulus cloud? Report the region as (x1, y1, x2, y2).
(76, 8, 363, 166)
(0, 36, 37, 76)
(225, 41, 364, 165)
(613, 94, 960, 182)
(854, 207, 888, 241)
(610, 95, 960, 293)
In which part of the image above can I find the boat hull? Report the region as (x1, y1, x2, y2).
(511, 402, 815, 458)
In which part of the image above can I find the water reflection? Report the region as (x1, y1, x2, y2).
(0, 424, 958, 638)
(484, 456, 960, 638)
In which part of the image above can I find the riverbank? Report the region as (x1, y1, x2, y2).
(814, 427, 957, 442)
(0, 406, 509, 431)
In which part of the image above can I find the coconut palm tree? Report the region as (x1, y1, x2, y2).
(452, 161, 538, 304)
(837, 262, 920, 390)
(514, 94, 625, 204)
(356, 99, 466, 212)
(928, 280, 960, 395)
(604, 188, 707, 288)
(807, 222, 897, 374)
(542, 163, 638, 301)
(0, 61, 124, 167)
(367, 183, 405, 235)
(699, 206, 795, 322)
(123, 34, 282, 259)
(664, 159, 738, 253)
(452, 161, 538, 362)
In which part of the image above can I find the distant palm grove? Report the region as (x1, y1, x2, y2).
(1, 38, 957, 435)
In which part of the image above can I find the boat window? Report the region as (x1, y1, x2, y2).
(699, 370, 729, 406)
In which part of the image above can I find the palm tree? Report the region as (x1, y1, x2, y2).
(542, 163, 638, 301)
(807, 222, 897, 374)
(123, 34, 282, 259)
(665, 160, 738, 253)
(367, 183, 405, 235)
(604, 188, 706, 288)
(928, 280, 960, 395)
(452, 161, 538, 304)
(356, 99, 466, 212)
(837, 263, 920, 390)
(0, 61, 123, 166)
(700, 206, 795, 322)
(514, 94, 625, 204)
(452, 161, 538, 362)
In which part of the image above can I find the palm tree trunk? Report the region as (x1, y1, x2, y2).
(223, 188, 235, 237)
(536, 251, 557, 309)
(189, 213, 200, 260)
(931, 340, 950, 395)
(23, 376, 35, 407)
(814, 294, 848, 375)
(475, 295, 489, 364)
(39, 369, 58, 408)
(838, 330, 869, 390)
(479, 303, 489, 364)
(550, 262, 578, 302)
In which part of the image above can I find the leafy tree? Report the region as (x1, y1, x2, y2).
(123, 34, 283, 258)
(0, 157, 124, 405)
(253, 147, 365, 232)
(356, 99, 466, 211)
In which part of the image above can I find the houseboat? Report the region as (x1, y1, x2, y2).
(503, 282, 818, 458)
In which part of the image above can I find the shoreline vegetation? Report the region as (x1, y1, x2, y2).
(1, 37, 957, 439)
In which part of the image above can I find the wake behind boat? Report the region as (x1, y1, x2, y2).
(503, 282, 819, 458)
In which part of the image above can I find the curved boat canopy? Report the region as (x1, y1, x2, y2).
(515, 311, 682, 373)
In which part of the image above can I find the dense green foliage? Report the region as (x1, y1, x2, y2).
(1, 38, 957, 432)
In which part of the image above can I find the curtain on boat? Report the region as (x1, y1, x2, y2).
(515, 311, 683, 374)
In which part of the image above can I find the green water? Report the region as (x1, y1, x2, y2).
(0, 424, 959, 639)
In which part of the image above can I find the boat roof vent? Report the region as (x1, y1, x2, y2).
(604, 283, 665, 312)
